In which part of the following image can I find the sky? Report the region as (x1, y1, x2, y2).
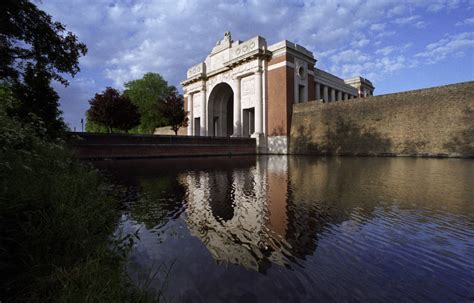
(37, 0, 474, 131)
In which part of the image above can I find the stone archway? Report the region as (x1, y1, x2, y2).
(208, 83, 234, 137)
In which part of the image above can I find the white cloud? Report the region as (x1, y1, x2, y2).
(370, 23, 386, 31)
(376, 46, 395, 56)
(415, 32, 474, 64)
(36, 0, 474, 129)
(456, 18, 474, 26)
(394, 15, 430, 29)
(427, 0, 462, 12)
(331, 54, 409, 82)
(394, 15, 420, 25)
(351, 38, 370, 48)
(330, 49, 371, 65)
(415, 21, 429, 29)
(387, 5, 407, 17)
(40, 0, 468, 89)
(375, 31, 396, 39)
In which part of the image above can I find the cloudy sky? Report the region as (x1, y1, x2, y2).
(38, 0, 474, 130)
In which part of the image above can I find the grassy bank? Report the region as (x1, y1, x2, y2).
(0, 94, 153, 301)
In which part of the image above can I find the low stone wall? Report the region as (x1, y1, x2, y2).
(68, 133, 256, 159)
(290, 81, 474, 158)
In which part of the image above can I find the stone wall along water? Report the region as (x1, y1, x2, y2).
(68, 133, 256, 159)
(290, 81, 474, 158)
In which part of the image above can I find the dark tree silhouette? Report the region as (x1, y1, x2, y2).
(11, 65, 65, 138)
(1, 0, 87, 138)
(87, 87, 140, 133)
(158, 91, 189, 135)
(0, 0, 87, 85)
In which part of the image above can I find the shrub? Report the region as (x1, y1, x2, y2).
(0, 90, 154, 302)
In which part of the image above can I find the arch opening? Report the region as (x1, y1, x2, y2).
(208, 83, 234, 137)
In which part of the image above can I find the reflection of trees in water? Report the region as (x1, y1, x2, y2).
(128, 176, 187, 230)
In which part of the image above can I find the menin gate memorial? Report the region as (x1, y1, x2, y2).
(181, 32, 374, 153)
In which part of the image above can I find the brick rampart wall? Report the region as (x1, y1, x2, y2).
(290, 81, 474, 158)
(68, 133, 256, 159)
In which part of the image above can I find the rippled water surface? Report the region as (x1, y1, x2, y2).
(96, 156, 474, 302)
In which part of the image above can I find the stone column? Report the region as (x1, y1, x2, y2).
(343, 93, 348, 100)
(187, 93, 194, 135)
(337, 91, 342, 101)
(323, 85, 328, 102)
(254, 68, 263, 134)
(232, 77, 241, 136)
(330, 88, 336, 102)
(315, 82, 321, 101)
(200, 86, 207, 136)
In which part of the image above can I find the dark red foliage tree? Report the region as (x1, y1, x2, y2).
(87, 87, 140, 133)
(158, 91, 189, 135)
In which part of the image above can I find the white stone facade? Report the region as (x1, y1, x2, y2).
(181, 32, 374, 153)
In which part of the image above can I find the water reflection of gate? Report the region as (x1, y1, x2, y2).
(181, 157, 317, 271)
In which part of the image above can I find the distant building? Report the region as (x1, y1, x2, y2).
(181, 32, 374, 153)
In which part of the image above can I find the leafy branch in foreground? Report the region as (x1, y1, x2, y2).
(0, 0, 87, 85)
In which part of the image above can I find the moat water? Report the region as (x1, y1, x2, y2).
(96, 156, 474, 303)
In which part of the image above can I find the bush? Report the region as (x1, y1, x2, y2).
(0, 89, 154, 302)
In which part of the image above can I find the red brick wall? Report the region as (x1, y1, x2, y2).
(267, 53, 295, 136)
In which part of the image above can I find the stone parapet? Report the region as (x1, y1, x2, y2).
(67, 133, 256, 159)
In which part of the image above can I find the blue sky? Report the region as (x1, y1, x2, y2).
(38, 0, 474, 131)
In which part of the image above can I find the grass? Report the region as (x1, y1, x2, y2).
(0, 93, 159, 302)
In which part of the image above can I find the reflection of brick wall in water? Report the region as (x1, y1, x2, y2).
(290, 81, 474, 157)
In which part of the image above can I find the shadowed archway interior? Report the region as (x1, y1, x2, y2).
(208, 83, 234, 137)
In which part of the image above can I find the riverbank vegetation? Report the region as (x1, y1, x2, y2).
(0, 1, 158, 301)
(0, 90, 142, 302)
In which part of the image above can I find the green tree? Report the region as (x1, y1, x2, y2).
(158, 91, 189, 135)
(1, 0, 87, 138)
(11, 65, 65, 138)
(87, 87, 141, 133)
(0, 0, 87, 85)
(123, 72, 176, 134)
(85, 111, 108, 133)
